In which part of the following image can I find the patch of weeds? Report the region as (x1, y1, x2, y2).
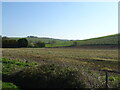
(2, 58, 39, 89)
(8, 64, 85, 88)
(101, 75, 120, 88)
(2, 58, 38, 75)
(108, 76, 120, 88)
(2, 58, 37, 67)
(108, 76, 120, 81)
(2, 82, 19, 89)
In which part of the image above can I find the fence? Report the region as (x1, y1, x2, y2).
(99, 69, 120, 88)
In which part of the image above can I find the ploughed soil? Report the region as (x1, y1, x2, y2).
(47, 44, 118, 49)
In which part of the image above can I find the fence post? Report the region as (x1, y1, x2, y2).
(100, 69, 120, 88)
(105, 71, 108, 88)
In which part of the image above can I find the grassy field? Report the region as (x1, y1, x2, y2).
(1, 47, 119, 89)
(76, 34, 119, 46)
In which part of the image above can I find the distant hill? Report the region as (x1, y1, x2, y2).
(3, 34, 119, 47)
(7, 36, 72, 47)
(75, 34, 119, 46)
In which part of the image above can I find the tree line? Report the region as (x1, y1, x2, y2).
(2, 37, 45, 48)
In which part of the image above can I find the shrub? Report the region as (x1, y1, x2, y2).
(10, 64, 85, 88)
(27, 42, 35, 48)
(34, 41, 45, 48)
(72, 41, 77, 46)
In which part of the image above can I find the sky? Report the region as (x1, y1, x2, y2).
(2, 2, 118, 40)
(0, 2, 2, 35)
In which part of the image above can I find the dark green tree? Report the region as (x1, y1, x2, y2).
(17, 38, 28, 48)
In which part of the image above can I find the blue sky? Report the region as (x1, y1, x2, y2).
(2, 2, 118, 40)
(0, 2, 2, 34)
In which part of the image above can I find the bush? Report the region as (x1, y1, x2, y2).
(34, 41, 45, 48)
(72, 41, 78, 46)
(17, 38, 28, 48)
(27, 42, 35, 48)
(10, 64, 85, 88)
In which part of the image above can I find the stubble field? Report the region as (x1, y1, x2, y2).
(1, 47, 120, 88)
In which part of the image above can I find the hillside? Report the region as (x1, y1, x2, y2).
(74, 34, 119, 46)
(45, 34, 119, 47)
(5, 34, 119, 47)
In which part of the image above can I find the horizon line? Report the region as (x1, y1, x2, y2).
(1, 33, 119, 41)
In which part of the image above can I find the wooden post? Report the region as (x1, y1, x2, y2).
(105, 71, 108, 88)
(99, 69, 120, 88)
